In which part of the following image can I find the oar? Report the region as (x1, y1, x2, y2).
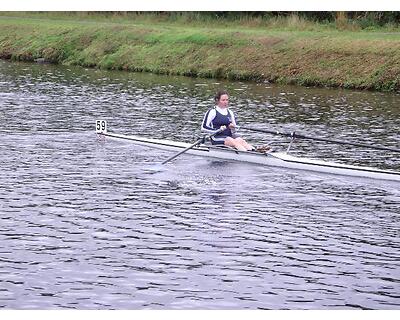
(240, 125, 400, 153)
(161, 127, 225, 165)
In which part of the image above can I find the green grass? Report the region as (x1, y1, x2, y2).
(1, 13, 400, 91)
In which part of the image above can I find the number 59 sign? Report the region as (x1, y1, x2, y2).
(96, 120, 107, 133)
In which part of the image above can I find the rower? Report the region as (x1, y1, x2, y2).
(201, 90, 254, 152)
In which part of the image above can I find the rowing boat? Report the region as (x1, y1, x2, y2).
(97, 131, 400, 182)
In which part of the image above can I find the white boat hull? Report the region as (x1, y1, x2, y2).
(99, 132, 400, 182)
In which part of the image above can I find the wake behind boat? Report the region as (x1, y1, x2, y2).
(95, 121, 400, 182)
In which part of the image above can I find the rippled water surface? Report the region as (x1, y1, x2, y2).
(0, 60, 399, 309)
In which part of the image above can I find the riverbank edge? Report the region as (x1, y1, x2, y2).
(1, 16, 400, 92)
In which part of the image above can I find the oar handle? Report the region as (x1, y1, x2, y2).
(240, 126, 291, 137)
(240, 125, 400, 153)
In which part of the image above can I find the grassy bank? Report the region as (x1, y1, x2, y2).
(1, 14, 400, 91)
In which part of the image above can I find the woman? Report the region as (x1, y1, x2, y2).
(201, 90, 254, 151)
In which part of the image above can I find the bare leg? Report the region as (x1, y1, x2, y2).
(235, 137, 254, 151)
(224, 137, 253, 151)
(224, 137, 247, 151)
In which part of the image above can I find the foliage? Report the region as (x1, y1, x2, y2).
(2, 11, 400, 30)
(0, 14, 399, 92)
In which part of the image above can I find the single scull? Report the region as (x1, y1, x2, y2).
(96, 128, 400, 182)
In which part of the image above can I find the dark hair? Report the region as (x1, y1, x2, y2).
(214, 90, 229, 103)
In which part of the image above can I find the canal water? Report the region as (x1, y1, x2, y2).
(0, 60, 399, 309)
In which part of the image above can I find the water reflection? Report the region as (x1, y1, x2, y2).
(0, 60, 399, 309)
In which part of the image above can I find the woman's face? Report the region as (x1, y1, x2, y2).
(218, 94, 229, 108)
